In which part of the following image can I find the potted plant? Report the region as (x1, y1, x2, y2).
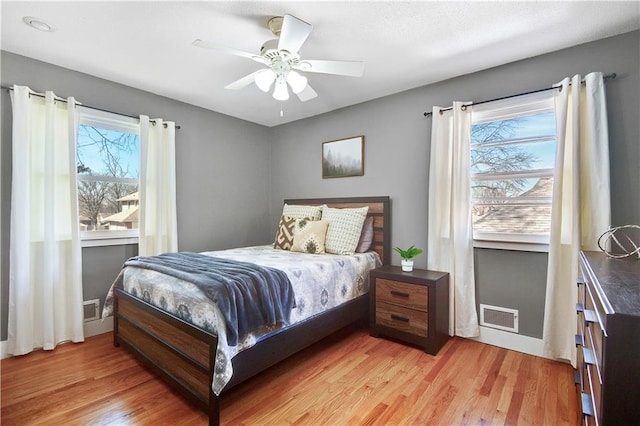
(393, 245, 424, 272)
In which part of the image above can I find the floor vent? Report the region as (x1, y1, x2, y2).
(83, 299, 100, 322)
(480, 304, 518, 333)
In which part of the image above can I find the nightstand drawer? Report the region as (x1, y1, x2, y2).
(376, 278, 428, 311)
(376, 301, 428, 337)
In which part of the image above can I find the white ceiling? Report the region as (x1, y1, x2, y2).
(2, 1, 639, 127)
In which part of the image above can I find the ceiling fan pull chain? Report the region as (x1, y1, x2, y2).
(280, 103, 284, 117)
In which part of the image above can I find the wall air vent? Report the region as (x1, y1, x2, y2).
(480, 304, 519, 333)
(83, 299, 100, 322)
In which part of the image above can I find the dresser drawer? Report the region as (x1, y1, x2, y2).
(583, 358, 601, 426)
(589, 362, 602, 426)
(376, 278, 428, 311)
(584, 285, 605, 384)
(584, 319, 604, 384)
(376, 301, 428, 337)
(583, 263, 608, 335)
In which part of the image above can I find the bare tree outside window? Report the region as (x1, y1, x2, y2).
(471, 119, 537, 194)
(76, 124, 139, 233)
(470, 110, 556, 238)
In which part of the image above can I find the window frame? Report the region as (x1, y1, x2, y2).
(76, 107, 141, 246)
(470, 92, 556, 252)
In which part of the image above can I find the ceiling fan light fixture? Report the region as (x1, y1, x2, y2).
(286, 70, 308, 94)
(254, 69, 276, 92)
(272, 78, 290, 101)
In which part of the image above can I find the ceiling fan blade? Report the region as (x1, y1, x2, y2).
(192, 39, 268, 65)
(294, 60, 364, 77)
(224, 71, 261, 90)
(277, 15, 312, 54)
(296, 84, 317, 102)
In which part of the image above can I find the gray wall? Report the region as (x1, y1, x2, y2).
(1, 51, 273, 340)
(82, 245, 138, 311)
(269, 30, 640, 338)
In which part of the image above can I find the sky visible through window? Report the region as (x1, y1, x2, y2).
(471, 111, 556, 194)
(76, 125, 139, 178)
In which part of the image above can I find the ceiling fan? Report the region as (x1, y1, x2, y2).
(193, 14, 365, 102)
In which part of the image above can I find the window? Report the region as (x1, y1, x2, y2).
(470, 92, 556, 250)
(76, 108, 140, 245)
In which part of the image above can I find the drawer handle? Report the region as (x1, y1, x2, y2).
(576, 303, 584, 313)
(581, 393, 594, 417)
(575, 334, 584, 347)
(390, 290, 410, 298)
(584, 309, 597, 325)
(574, 370, 581, 386)
(583, 347, 596, 366)
(390, 314, 410, 323)
(577, 278, 586, 286)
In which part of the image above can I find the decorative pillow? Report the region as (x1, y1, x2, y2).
(291, 219, 329, 254)
(321, 205, 369, 255)
(356, 216, 374, 253)
(274, 215, 309, 250)
(282, 203, 322, 220)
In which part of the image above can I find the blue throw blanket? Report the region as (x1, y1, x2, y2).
(123, 252, 295, 346)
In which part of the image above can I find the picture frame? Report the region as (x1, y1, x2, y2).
(322, 135, 365, 178)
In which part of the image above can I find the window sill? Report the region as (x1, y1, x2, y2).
(473, 239, 549, 253)
(81, 236, 138, 248)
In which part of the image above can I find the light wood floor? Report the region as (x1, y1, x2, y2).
(1, 325, 580, 425)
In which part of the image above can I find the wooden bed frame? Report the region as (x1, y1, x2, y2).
(112, 196, 391, 425)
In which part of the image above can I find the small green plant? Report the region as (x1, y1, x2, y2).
(393, 245, 423, 261)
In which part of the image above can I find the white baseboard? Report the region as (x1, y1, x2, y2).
(470, 325, 545, 358)
(0, 319, 113, 360)
(0, 340, 8, 360)
(83, 318, 114, 338)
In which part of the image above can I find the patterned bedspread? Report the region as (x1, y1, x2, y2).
(103, 245, 381, 395)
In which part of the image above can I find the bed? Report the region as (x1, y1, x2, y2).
(109, 196, 391, 425)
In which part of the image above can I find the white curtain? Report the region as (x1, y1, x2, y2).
(138, 115, 178, 256)
(427, 102, 480, 337)
(543, 72, 611, 364)
(8, 86, 84, 355)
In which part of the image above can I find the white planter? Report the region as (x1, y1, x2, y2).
(401, 259, 414, 272)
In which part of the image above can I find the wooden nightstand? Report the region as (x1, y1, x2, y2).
(370, 265, 449, 355)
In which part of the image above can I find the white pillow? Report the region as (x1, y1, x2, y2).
(321, 205, 369, 255)
(282, 203, 322, 220)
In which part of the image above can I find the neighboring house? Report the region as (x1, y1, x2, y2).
(101, 192, 139, 230)
(473, 177, 553, 234)
(79, 214, 92, 231)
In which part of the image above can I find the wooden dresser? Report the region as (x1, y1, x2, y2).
(369, 266, 449, 355)
(576, 251, 640, 425)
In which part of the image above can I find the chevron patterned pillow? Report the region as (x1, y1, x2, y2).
(274, 215, 313, 250)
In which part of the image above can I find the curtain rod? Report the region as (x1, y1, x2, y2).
(423, 73, 617, 117)
(1, 84, 181, 129)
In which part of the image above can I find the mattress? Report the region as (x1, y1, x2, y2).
(104, 245, 381, 394)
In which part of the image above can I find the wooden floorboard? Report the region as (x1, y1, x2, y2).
(1, 325, 580, 425)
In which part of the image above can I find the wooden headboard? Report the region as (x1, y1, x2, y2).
(284, 196, 391, 265)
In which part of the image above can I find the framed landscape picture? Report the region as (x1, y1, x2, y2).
(322, 135, 364, 178)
